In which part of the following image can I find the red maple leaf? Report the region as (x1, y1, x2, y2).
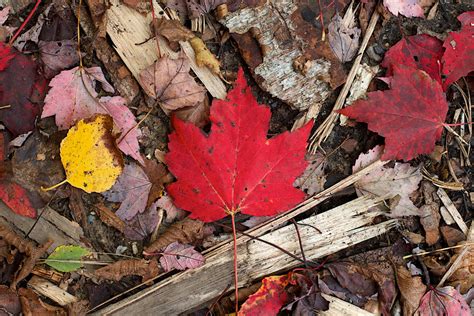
(0, 181, 37, 218)
(441, 11, 474, 89)
(166, 69, 312, 222)
(0, 42, 47, 136)
(338, 66, 448, 161)
(382, 34, 443, 84)
(239, 275, 290, 315)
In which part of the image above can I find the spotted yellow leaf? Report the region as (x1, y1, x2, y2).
(60, 114, 124, 193)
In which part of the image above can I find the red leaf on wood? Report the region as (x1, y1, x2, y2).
(0, 43, 47, 136)
(0, 181, 36, 218)
(382, 34, 443, 84)
(239, 274, 290, 315)
(166, 69, 312, 222)
(338, 66, 448, 161)
(441, 11, 474, 89)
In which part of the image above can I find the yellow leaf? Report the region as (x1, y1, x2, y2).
(190, 37, 221, 75)
(60, 114, 124, 193)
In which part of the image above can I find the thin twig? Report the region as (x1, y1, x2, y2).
(291, 219, 308, 268)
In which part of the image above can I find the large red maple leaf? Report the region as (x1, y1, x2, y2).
(166, 69, 312, 222)
(442, 11, 474, 89)
(382, 34, 443, 84)
(339, 66, 448, 162)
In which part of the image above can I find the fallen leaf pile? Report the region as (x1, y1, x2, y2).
(0, 2, 472, 315)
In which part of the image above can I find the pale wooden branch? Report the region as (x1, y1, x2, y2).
(28, 276, 78, 306)
(0, 203, 87, 253)
(320, 293, 376, 316)
(94, 195, 397, 315)
(308, 10, 380, 152)
(436, 188, 468, 234)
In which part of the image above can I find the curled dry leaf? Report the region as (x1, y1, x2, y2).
(189, 37, 221, 75)
(154, 18, 194, 43)
(103, 162, 152, 220)
(95, 259, 160, 282)
(418, 286, 470, 316)
(447, 238, 474, 293)
(142, 158, 170, 206)
(144, 217, 208, 255)
(94, 203, 126, 233)
(173, 94, 211, 128)
(60, 114, 124, 193)
(328, 14, 360, 63)
(353, 145, 422, 217)
(42, 66, 143, 164)
(19, 288, 67, 315)
(396, 266, 426, 316)
(419, 181, 441, 245)
(159, 242, 205, 272)
(239, 275, 289, 315)
(138, 56, 206, 111)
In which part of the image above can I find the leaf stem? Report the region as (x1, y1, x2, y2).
(0, 105, 11, 110)
(41, 179, 68, 192)
(77, 0, 83, 68)
(443, 122, 473, 127)
(9, 0, 42, 45)
(231, 212, 239, 314)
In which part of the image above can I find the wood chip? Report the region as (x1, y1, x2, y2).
(436, 188, 468, 234)
(28, 276, 78, 306)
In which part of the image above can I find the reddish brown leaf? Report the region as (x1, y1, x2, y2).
(338, 66, 448, 161)
(95, 259, 160, 282)
(167, 68, 312, 222)
(441, 11, 474, 89)
(239, 275, 290, 315)
(159, 242, 205, 272)
(0, 43, 47, 136)
(418, 286, 470, 316)
(144, 217, 209, 254)
(103, 162, 152, 220)
(138, 56, 206, 111)
(382, 34, 443, 83)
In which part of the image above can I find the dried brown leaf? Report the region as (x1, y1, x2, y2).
(0, 285, 21, 315)
(143, 159, 170, 206)
(447, 240, 474, 293)
(95, 203, 125, 233)
(173, 95, 210, 128)
(138, 56, 206, 111)
(144, 217, 207, 254)
(440, 226, 465, 247)
(95, 259, 160, 282)
(19, 288, 66, 315)
(154, 19, 194, 43)
(396, 266, 427, 315)
(420, 181, 441, 245)
(293, 153, 327, 196)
